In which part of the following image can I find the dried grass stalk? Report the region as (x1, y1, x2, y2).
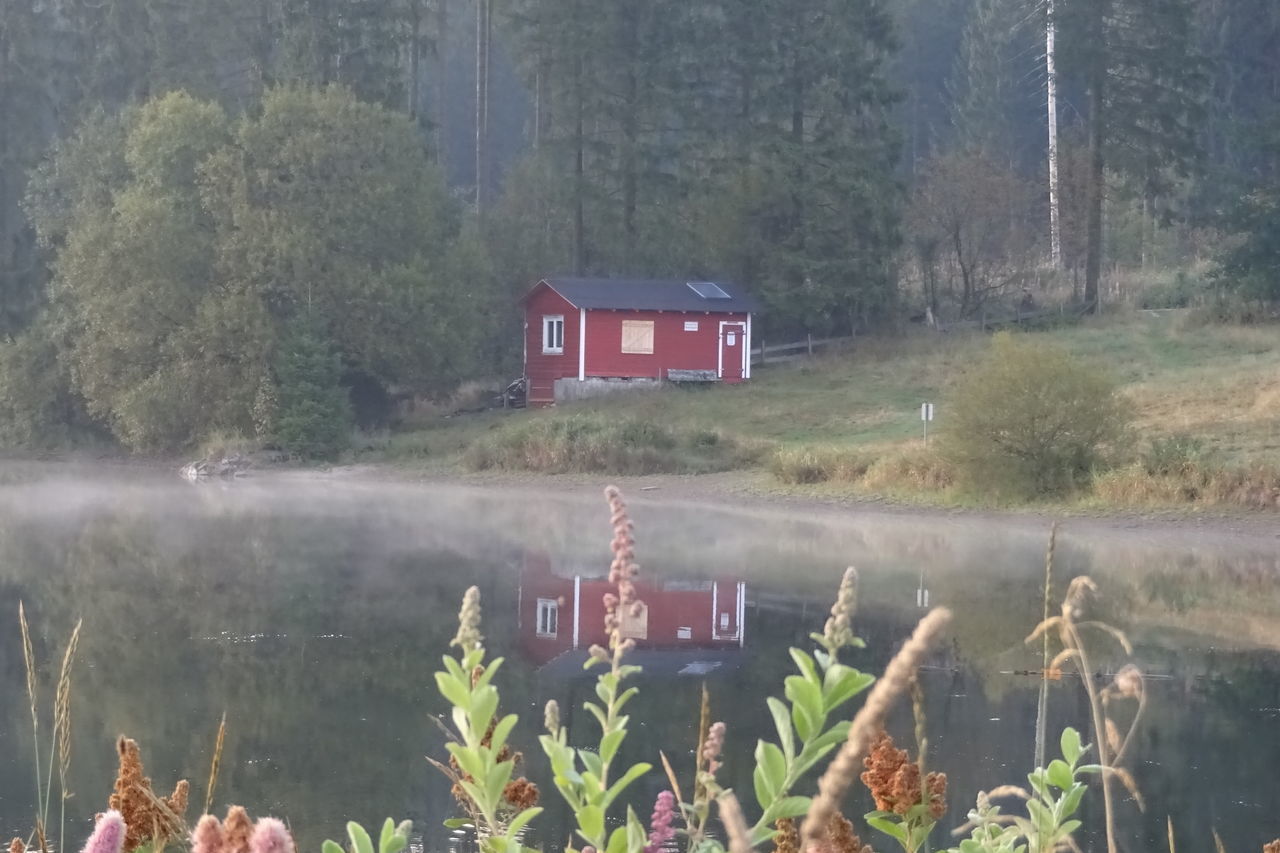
(715, 792, 753, 853)
(801, 608, 952, 848)
(19, 602, 43, 827)
(204, 713, 227, 816)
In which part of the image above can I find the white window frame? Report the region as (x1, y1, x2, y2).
(542, 315, 565, 354)
(621, 319, 655, 354)
(536, 598, 559, 638)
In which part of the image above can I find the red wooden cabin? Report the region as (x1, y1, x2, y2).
(522, 277, 758, 407)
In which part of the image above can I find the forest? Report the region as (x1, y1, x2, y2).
(0, 0, 1277, 454)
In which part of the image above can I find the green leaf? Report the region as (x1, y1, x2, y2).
(379, 818, 395, 853)
(1026, 798, 1052, 836)
(578, 805, 605, 844)
(1059, 784, 1086, 818)
(348, 823, 374, 853)
(1046, 759, 1074, 791)
(603, 762, 652, 808)
(755, 741, 787, 805)
(441, 820, 471, 829)
(485, 759, 515, 810)
(579, 749, 604, 779)
(323, 840, 344, 853)
(865, 815, 908, 844)
(766, 697, 795, 762)
(1026, 770, 1049, 801)
(508, 807, 544, 837)
(446, 743, 485, 782)
(1057, 820, 1083, 840)
(434, 672, 471, 710)
(470, 684, 499, 733)
(760, 796, 812, 824)
(616, 686, 640, 711)
(789, 648, 820, 683)
(604, 826, 629, 853)
(1059, 728, 1083, 766)
(474, 657, 504, 689)
(822, 665, 874, 712)
(491, 714, 519, 754)
(600, 730, 626, 766)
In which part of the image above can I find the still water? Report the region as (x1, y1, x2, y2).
(1, 466, 1279, 853)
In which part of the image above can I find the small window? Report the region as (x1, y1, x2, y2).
(542, 315, 564, 354)
(536, 599, 558, 637)
(684, 320, 699, 332)
(621, 320, 654, 354)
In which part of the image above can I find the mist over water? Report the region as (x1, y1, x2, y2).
(1, 465, 1278, 853)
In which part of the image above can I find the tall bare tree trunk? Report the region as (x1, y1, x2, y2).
(1083, 0, 1106, 314)
(474, 0, 488, 214)
(621, 2, 638, 272)
(1046, 0, 1062, 269)
(408, 0, 421, 121)
(434, 0, 449, 163)
(573, 54, 586, 275)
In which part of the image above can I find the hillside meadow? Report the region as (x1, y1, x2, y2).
(371, 311, 1280, 512)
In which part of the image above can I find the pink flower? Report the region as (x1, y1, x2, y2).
(81, 811, 126, 853)
(192, 815, 226, 853)
(645, 791, 677, 853)
(248, 819, 295, 853)
(702, 722, 726, 775)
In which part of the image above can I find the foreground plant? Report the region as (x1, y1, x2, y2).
(17, 603, 82, 853)
(429, 486, 955, 853)
(538, 486, 652, 853)
(430, 587, 542, 852)
(321, 820, 410, 853)
(738, 568, 877, 846)
(1028, 572, 1146, 853)
(948, 728, 1099, 853)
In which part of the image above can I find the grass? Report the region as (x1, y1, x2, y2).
(376, 310, 1280, 510)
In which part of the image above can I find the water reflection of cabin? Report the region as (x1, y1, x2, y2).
(518, 551, 747, 666)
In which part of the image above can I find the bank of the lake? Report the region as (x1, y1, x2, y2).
(366, 311, 1280, 517)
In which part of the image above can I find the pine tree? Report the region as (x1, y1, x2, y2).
(273, 318, 353, 460)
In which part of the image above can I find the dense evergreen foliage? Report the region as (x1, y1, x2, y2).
(0, 0, 1276, 451)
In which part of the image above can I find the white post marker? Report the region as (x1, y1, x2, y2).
(921, 402, 935, 446)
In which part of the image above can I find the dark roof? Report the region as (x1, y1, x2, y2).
(531, 277, 758, 313)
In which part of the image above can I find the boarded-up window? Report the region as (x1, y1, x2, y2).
(621, 320, 655, 354)
(620, 602, 649, 639)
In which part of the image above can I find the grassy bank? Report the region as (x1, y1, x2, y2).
(371, 311, 1280, 511)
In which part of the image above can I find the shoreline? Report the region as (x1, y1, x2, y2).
(5, 452, 1277, 544)
(304, 464, 1280, 547)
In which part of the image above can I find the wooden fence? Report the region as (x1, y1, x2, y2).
(750, 334, 855, 365)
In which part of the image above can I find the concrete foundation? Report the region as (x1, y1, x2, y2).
(553, 376, 663, 404)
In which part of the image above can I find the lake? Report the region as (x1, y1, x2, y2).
(1, 466, 1279, 853)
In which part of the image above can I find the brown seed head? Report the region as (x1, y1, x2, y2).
(223, 806, 253, 853)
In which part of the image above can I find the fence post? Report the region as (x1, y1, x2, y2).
(760, 337, 766, 365)
(807, 333, 813, 356)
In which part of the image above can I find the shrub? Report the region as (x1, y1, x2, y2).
(463, 413, 750, 474)
(861, 447, 955, 493)
(939, 332, 1128, 497)
(1093, 461, 1280, 510)
(272, 320, 353, 460)
(1138, 434, 1214, 477)
(770, 446, 871, 484)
